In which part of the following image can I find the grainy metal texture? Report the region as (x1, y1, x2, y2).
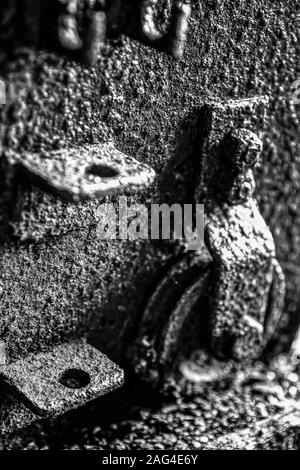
(1, 353, 300, 450)
(0, 340, 124, 418)
(1, 2, 298, 368)
(5, 142, 156, 202)
(0, 0, 298, 440)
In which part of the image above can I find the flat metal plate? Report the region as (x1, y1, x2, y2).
(6, 143, 156, 202)
(0, 341, 124, 417)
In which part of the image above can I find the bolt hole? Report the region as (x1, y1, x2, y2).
(59, 368, 90, 389)
(86, 164, 119, 179)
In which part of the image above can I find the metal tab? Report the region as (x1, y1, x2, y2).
(6, 142, 156, 203)
(0, 340, 124, 417)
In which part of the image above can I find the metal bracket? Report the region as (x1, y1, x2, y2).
(5, 142, 156, 203)
(0, 340, 124, 417)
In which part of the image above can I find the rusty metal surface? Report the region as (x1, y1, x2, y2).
(5, 142, 155, 203)
(0, 340, 124, 418)
(0, 0, 298, 442)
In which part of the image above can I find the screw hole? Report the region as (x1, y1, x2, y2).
(86, 164, 119, 179)
(59, 368, 91, 389)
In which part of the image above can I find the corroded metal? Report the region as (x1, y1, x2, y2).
(0, 0, 295, 443)
(200, 97, 286, 361)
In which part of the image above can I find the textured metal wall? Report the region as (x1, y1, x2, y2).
(0, 0, 299, 365)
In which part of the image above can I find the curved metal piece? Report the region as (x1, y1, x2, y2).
(56, 0, 107, 66)
(158, 273, 211, 369)
(129, 251, 213, 385)
(206, 199, 277, 361)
